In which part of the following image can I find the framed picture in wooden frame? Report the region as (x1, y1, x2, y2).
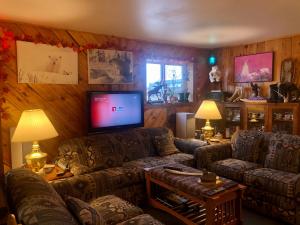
(234, 52, 273, 83)
(280, 58, 295, 83)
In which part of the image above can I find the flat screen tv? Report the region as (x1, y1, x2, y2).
(87, 91, 144, 133)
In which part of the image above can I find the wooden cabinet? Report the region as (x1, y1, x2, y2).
(243, 102, 299, 135)
(267, 103, 299, 134)
(218, 102, 243, 138)
(243, 102, 268, 131)
(218, 102, 300, 136)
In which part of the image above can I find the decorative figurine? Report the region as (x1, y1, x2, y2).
(227, 86, 243, 102)
(250, 82, 259, 97)
(209, 65, 221, 83)
(147, 82, 163, 102)
(248, 82, 265, 100)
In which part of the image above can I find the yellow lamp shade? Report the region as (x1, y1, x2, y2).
(195, 100, 222, 120)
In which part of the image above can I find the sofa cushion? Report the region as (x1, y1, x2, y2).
(244, 168, 300, 198)
(89, 195, 143, 225)
(116, 214, 164, 225)
(153, 131, 180, 156)
(113, 130, 148, 162)
(174, 138, 207, 155)
(231, 130, 264, 163)
(87, 135, 124, 170)
(65, 196, 106, 225)
(51, 166, 144, 202)
(56, 135, 124, 173)
(123, 153, 193, 169)
(209, 158, 261, 182)
(123, 157, 175, 169)
(264, 133, 300, 173)
(5, 168, 79, 225)
(163, 153, 194, 167)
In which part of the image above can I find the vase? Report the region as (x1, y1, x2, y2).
(178, 92, 189, 102)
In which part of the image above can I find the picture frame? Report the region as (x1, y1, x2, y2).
(17, 41, 78, 84)
(234, 52, 273, 83)
(87, 49, 133, 84)
(280, 58, 294, 83)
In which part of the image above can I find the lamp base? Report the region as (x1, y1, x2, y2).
(201, 119, 214, 140)
(25, 141, 47, 172)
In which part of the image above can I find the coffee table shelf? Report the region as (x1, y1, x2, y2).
(155, 195, 207, 224)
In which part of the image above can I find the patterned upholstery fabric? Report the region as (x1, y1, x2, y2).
(56, 127, 178, 175)
(231, 130, 264, 163)
(89, 195, 143, 225)
(116, 214, 164, 225)
(87, 135, 124, 170)
(51, 166, 145, 203)
(153, 132, 180, 156)
(257, 132, 273, 164)
(195, 143, 232, 169)
(123, 153, 194, 169)
(5, 168, 79, 225)
(163, 153, 194, 167)
(113, 131, 149, 162)
(65, 196, 106, 225)
(149, 163, 238, 197)
(244, 168, 300, 198)
(264, 133, 300, 173)
(244, 187, 297, 225)
(209, 158, 261, 182)
(195, 131, 300, 224)
(174, 138, 207, 155)
(69, 161, 92, 175)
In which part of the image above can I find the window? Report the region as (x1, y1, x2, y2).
(146, 60, 193, 104)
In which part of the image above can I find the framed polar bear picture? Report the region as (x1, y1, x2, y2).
(16, 41, 78, 84)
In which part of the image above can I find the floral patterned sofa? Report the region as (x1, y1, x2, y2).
(195, 130, 300, 224)
(51, 127, 206, 205)
(5, 168, 163, 225)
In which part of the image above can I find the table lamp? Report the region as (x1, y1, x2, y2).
(195, 100, 222, 139)
(11, 109, 58, 172)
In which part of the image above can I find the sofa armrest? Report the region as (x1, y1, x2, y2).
(194, 143, 232, 169)
(50, 173, 97, 202)
(174, 138, 208, 155)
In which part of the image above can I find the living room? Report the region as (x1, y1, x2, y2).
(0, 1, 300, 225)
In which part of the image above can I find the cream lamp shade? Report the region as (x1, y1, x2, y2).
(12, 109, 58, 142)
(195, 100, 222, 120)
(11, 109, 58, 172)
(195, 100, 221, 140)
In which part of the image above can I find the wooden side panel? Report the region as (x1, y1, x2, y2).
(0, 21, 209, 170)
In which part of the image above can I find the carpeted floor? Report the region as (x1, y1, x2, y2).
(144, 207, 286, 225)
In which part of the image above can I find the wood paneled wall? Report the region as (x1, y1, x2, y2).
(215, 35, 300, 97)
(0, 21, 209, 170)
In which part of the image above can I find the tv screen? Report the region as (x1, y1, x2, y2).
(87, 91, 144, 133)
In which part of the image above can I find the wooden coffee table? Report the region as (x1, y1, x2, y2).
(145, 164, 245, 225)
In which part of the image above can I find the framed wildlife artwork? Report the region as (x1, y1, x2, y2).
(87, 49, 133, 84)
(17, 41, 78, 84)
(234, 52, 273, 83)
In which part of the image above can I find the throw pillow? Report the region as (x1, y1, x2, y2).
(65, 196, 106, 225)
(231, 130, 263, 163)
(264, 133, 300, 173)
(153, 132, 180, 156)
